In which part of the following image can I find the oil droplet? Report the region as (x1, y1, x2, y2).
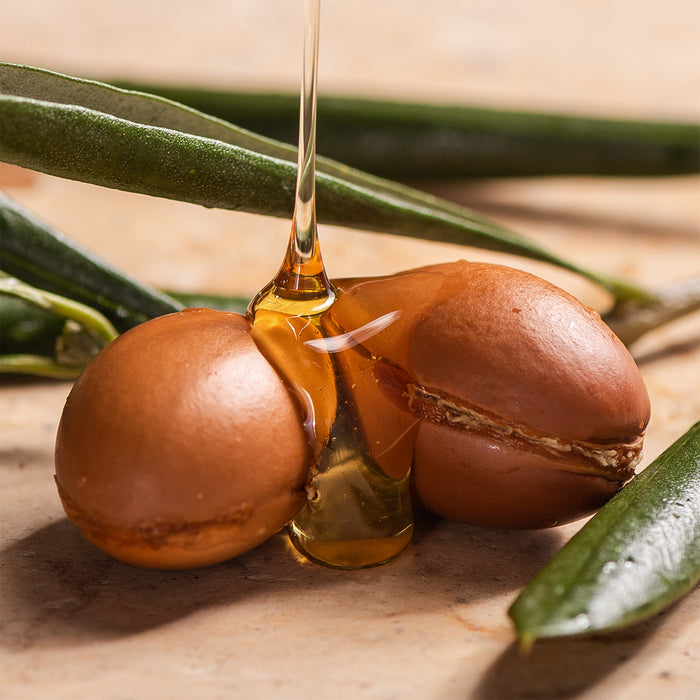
(574, 613, 591, 631)
(602, 561, 617, 575)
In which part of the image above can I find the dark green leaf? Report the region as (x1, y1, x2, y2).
(0, 294, 64, 356)
(114, 82, 700, 179)
(509, 422, 700, 646)
(0, 190, 182, 333)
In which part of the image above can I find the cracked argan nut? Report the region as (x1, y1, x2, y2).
(54, 308, 310, 569)
(330, 260, 651, 529)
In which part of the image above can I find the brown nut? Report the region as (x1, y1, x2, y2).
(331, 260, 651, 529)
(54, 308, 310, 568)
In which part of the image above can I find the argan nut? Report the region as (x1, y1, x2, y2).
(331, 260, 651, 529)
(54, 309, 310, 568)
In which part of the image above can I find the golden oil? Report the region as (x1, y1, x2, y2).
(247, 0, 413, 568)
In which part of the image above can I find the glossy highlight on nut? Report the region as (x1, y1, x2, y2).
(54, 309, 310, 569)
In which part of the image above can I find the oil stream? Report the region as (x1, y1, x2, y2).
(247, 0, 414, 568)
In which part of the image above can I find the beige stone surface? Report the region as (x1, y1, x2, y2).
(1, 1, 699, 698)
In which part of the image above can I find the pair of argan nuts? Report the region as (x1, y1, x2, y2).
(54, 261, 650, 569)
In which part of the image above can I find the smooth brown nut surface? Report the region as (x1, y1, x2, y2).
(331, 260, 651, 528)
(408, 262, 649, 443)
(55, 309, 310, 568)
(412, 424, 622, 528)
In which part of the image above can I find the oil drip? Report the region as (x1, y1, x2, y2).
(247, 0, 414, 568)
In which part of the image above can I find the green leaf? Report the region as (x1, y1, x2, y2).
(509, 422, 700, 647)
(0, 293, 64, 357)
(0, 62, 649, 303)
(0, 273, 118, 343)
(114, 82, 700, 179)
(0, 273, 120, 377)
(0, 190, 182, 333)
(0, 192, 248, 374)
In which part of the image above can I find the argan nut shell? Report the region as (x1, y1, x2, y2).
(54, 309, 310, 568)
(409, 262, 650, 443)
(332, 261, 651, 528)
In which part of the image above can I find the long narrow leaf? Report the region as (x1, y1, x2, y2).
(0, 62, 537, 237)
(114, 82, 700, 178)
(0, 191, 182, 332)
(509, 422, 700, 647)
(0, 63, 648, 302)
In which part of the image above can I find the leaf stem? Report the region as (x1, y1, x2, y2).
(604, 277, 700, 346)
(0, 354, 83, 379)
(0, 274, 119, 376)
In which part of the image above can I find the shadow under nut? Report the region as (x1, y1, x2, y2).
(54, 309, 310, 569)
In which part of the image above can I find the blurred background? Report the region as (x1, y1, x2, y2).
(4, 0, 699, 117)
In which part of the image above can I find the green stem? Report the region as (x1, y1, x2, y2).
(0, 274, 120, 377)
(604, 277, 700, 346)
(0, 274, 118, 345)
(0, 354, 83, 379)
